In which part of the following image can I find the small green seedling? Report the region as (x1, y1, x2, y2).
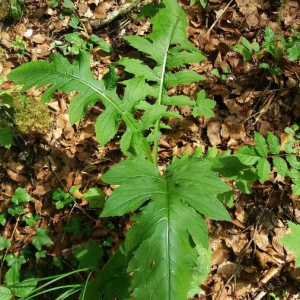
(59, 0, 85, 31)
(190, 0, 207, 7)
(52, 185, 81, 209)
(259, 63, 282, 75)
(234, 37, 260, 61)
(12, 35, 26, 57)
(7, 188, 31, 217)
(50, 32, 113, 56)
(236, 127, 300, 194)
(210, 66, 231, 80)
(11, 0, 25, 20)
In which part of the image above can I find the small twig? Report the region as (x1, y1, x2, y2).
(205, 0, 233, 38)
(254, 291, 267, 300)
(90, 0, 142, 29)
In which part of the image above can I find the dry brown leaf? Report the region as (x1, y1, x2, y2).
(235, 280, 252, 296)
(225, 233, 249, 256)
(217, 261, 239, 278)
(32, 34, 47, 44)
(211, 248, 229, 266)
(253, 229, 269, 251)
(7, 169, 27, 183)
(207, 121, 222, 146)
(94, 6, 107, 19)
(32, 184, 52, 197)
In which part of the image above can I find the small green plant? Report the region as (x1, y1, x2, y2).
(280, 29, 300, 61)
(10, 0, 24, 20)
(190, 0, 207, 8)
(234, 37, 260, 61)
(52, 185, 81, 209)
(236, 126, 300, 194)
(210, 66, 231, 80)
(53, 185, 105, 210)
(50, 32, 113, 56)
(59, 0, 86, 32)
(12, 35, 26, 57)
(234, 26, 300, 75)
(7, 187, 32, 217)
(259, 62, 282, 75)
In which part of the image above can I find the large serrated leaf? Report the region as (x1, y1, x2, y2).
(8, 52, 105, 123)
(118, 0, 206, 139)
(280, 221, 300, 267)
(7, 52, 151, 158)
(101, 156, 230, 300)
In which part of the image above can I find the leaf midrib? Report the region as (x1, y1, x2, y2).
(153, 16, 180, 165)
(50, 67, 153, 161)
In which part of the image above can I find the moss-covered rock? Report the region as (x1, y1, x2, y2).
(0, 0, 11, 21)
(0, 96, 51, 135)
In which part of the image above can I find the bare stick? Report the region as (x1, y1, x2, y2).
(90, 0, 142, 29)
(205, 0, 233, 38)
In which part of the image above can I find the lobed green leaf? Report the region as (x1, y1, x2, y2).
(101, 156, 231, 299)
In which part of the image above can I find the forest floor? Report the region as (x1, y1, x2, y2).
(0, 0, 300, 299)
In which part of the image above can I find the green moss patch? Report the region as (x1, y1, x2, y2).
(0, 0, 11, 21)
(0, 96, 51, 135)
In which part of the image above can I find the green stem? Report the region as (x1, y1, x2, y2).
(153, 51, 168, 166)
(21, 285, 83, 300)
(15, 268, 92, 299)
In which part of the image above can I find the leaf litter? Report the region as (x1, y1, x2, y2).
(0, 0, 300, 299)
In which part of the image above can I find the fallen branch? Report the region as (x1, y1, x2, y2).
(90, 0, 143, 29)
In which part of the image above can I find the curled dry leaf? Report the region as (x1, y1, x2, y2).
(7, 169, 27, 183)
